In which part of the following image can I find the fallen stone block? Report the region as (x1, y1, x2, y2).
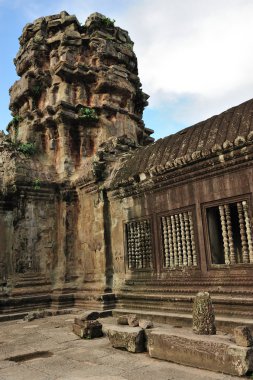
(128, 314, 139, 327)
(74, 317, 85, 327)
(234, 326, 253, 347)
(73, 320, 103, 339)
(79, 311, 100, 321)
(107, 325, 145, 353)
(148, 328, 253, 376)
(98, 310, 112, 318)
(117, 315, 129, 325)
(139, 319, 153, 329)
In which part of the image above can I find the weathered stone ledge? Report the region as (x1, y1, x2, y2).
(147, 327, 253, 376)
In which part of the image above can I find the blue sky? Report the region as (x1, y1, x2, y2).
(2, 0, 253, 140)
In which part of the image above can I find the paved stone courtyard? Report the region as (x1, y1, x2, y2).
(0, 313, 245, 380)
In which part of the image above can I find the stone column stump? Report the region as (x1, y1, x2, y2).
(192, 292, 216, 335)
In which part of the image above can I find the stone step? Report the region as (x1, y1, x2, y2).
(0, 308, 80, 323)
(116, 303, 253, 320)
(0, 312, 28, 322)
(118, 292, 253, 304)
(117, 293, 253, 319)
(112, 308, 253, 332)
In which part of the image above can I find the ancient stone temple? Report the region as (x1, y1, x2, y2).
(1, 11, 253, 326)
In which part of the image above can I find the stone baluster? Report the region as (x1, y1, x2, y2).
(171, 215, 178, 267)
(136, 222, 141, 268)
(127, 223, 131, 268)
(162, 217, 169, 267)
(179, 213, 187, 266)
(165, 217, 171, 267)
(129, 222, 135, 268)
(224, 204, 236, 264)
(237, 202, 249, 263)
(143, 221, 149, 268)
(168, 216, 174, 268)
(219, 205, 230, 264)
(144, 220, 152, 268)
(131, 222, 136, 268)
(242, 201, 253, 263)
(140, 221, 144, 268)
(132, 222, 137, 268)
(127, 223, 132, 268)
(188, 211, 197, 266)
(184, 212, 192, 266)
(175, 214, 182, 266)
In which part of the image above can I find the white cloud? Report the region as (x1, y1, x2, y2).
(116, 0, 253, 125)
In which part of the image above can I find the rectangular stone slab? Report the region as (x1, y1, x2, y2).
(147, 328, 253, 376)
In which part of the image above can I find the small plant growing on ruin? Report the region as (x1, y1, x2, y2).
(17, 142, 36, 156)
(79, 107, 98, 121)
(12, 115, 22, 125)
(7, 115, 22, 143)
(33, 35, 43, 44)
(31, 84, 42, 98)
(7, 115, 22, 129)
(101, 17, 115, 27)
(105, 35, 115, 41)
(126, 43, 134, 49)
(33, 178, 41, 190)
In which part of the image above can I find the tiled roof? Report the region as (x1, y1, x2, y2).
(112, 98, 253, 184)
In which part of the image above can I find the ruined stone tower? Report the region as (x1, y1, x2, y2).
(0, 11, 153, 313)
(8, 11, 152, 178)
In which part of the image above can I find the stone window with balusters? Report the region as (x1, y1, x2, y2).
(206, 199, 253, 265)
(125, 219, 152, 270)
(161, 210, 198, 269)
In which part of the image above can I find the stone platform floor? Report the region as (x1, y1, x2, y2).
(0, 313, 246, 380)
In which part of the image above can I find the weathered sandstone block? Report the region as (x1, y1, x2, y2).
(79, 311, 100, 321)
(107, 325, 145, 353)
(117, 315, 129, 325)
(148, 328, 253, 376)
(128, 314, 139, 327)
(139, 319, 154, 329)
(72, 320, 103, 339)
(234, 326, 253, 347)
(192, 292, 216, 335)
